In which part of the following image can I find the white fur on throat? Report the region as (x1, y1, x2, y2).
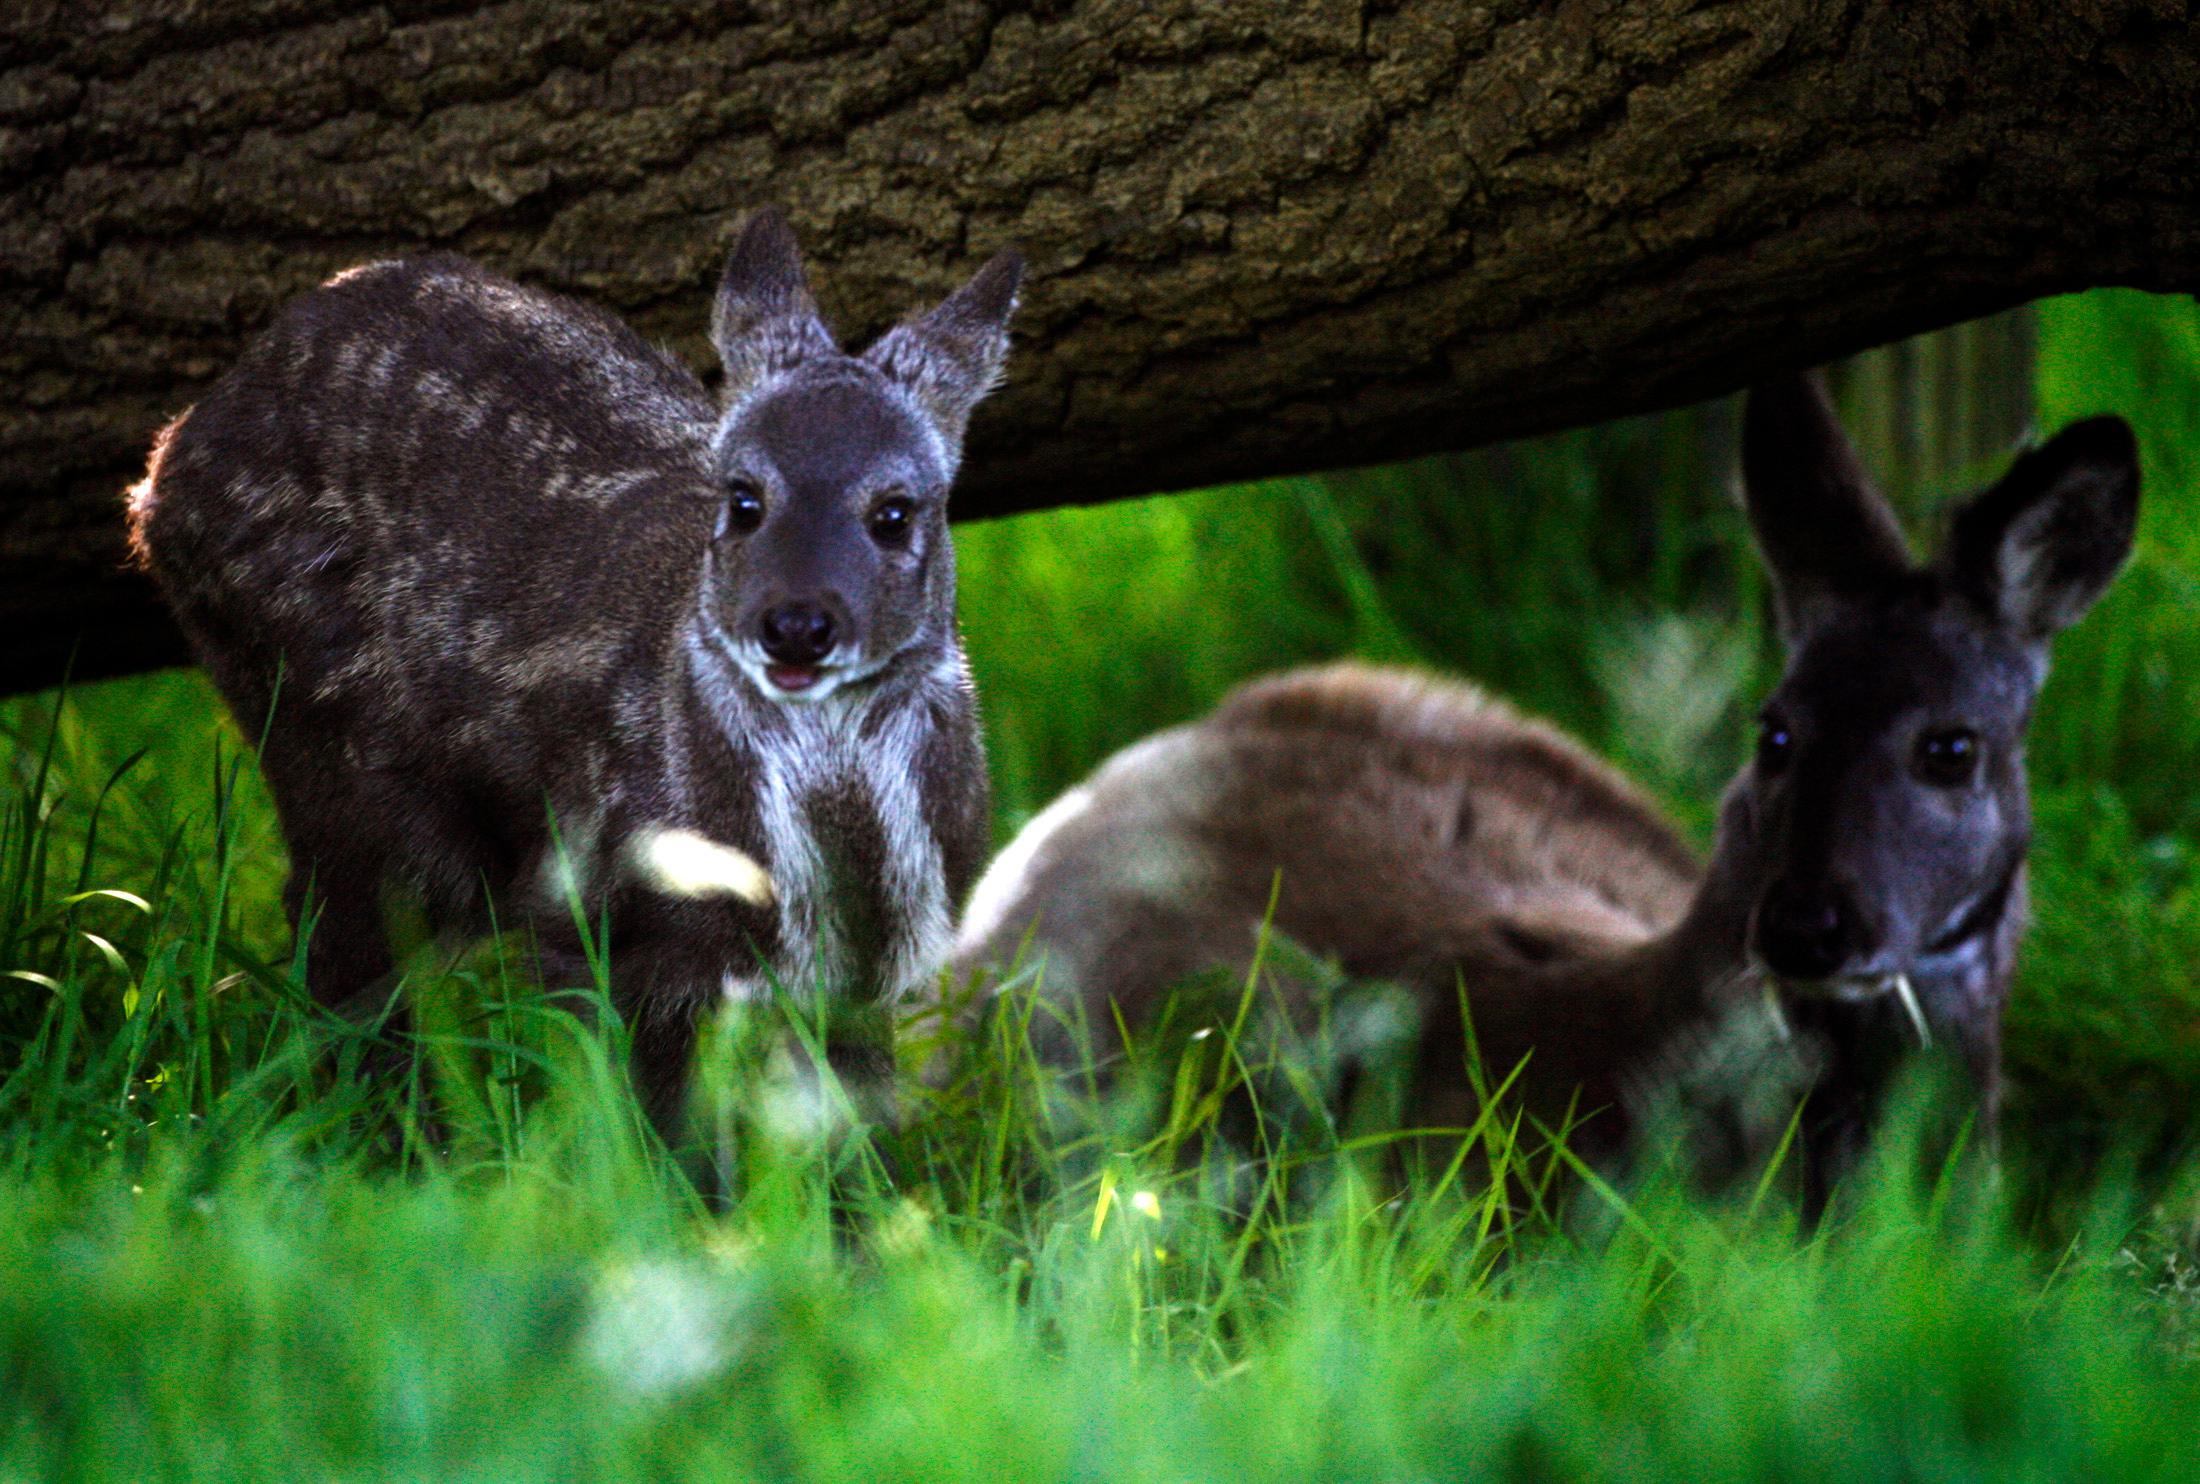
(685, 629, 958, 1003)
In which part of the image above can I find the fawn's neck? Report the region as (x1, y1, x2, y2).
(680, 624, 967, 1002)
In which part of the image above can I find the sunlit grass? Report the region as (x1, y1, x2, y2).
(3, 694, 2199, 1479)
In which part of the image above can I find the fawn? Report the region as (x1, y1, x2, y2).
(129, 209, 1020, 1126)
(953, 375, 2138, 1201)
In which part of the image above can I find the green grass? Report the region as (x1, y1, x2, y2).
(4, 735, 2198, 1479)
(5, 289, 2200, 1477)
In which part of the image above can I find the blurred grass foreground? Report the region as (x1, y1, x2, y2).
(4, 290, 2200, 1478)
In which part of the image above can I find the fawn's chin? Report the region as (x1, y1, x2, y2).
(1765, 965, 1937, 1048)
(745, 650, 898, 705)
(755, 663, 842, 703)
(764, 663, 824, 693)
(1754, 959, 1884, 1005)
(1767, 970, 1901, 1006)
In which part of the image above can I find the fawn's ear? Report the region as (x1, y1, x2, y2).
(1742, 373, 1914, 639)
(864, 250, 1023, 447)
(712, 207, 836, 405)
(1946, 416, 2140, 644)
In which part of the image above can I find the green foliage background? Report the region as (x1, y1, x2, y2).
(2, 289, 2199, 1478)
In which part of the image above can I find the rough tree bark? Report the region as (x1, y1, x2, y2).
(3, 0, 2197, 692)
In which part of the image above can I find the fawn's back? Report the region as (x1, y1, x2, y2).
(956, 662, 1707, 1122)
(136, 255, 717, 790)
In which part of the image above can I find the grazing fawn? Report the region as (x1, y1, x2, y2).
(129, 209, 1020, 1126)
(953, 376, 2138, 1200)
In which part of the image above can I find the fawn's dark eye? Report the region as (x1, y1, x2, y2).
(720, 483, 765, 538)
(1756, 715, 1794, 775)
(868, 495, 916, 547)
(1915, 727, 1981, 787)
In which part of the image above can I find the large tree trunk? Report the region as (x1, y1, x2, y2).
(4, 0, 2196, 692)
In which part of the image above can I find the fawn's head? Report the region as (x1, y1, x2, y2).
(1728, 375, 2138, 1007)
(697, 209, 1021, 703)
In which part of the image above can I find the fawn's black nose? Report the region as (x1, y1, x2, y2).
(758, 602, 838, 666)
(1754, 877, 1864, 983)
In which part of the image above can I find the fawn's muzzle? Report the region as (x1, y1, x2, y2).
(759, 601, 839, 667)
(1753, 877, 1871, 986)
